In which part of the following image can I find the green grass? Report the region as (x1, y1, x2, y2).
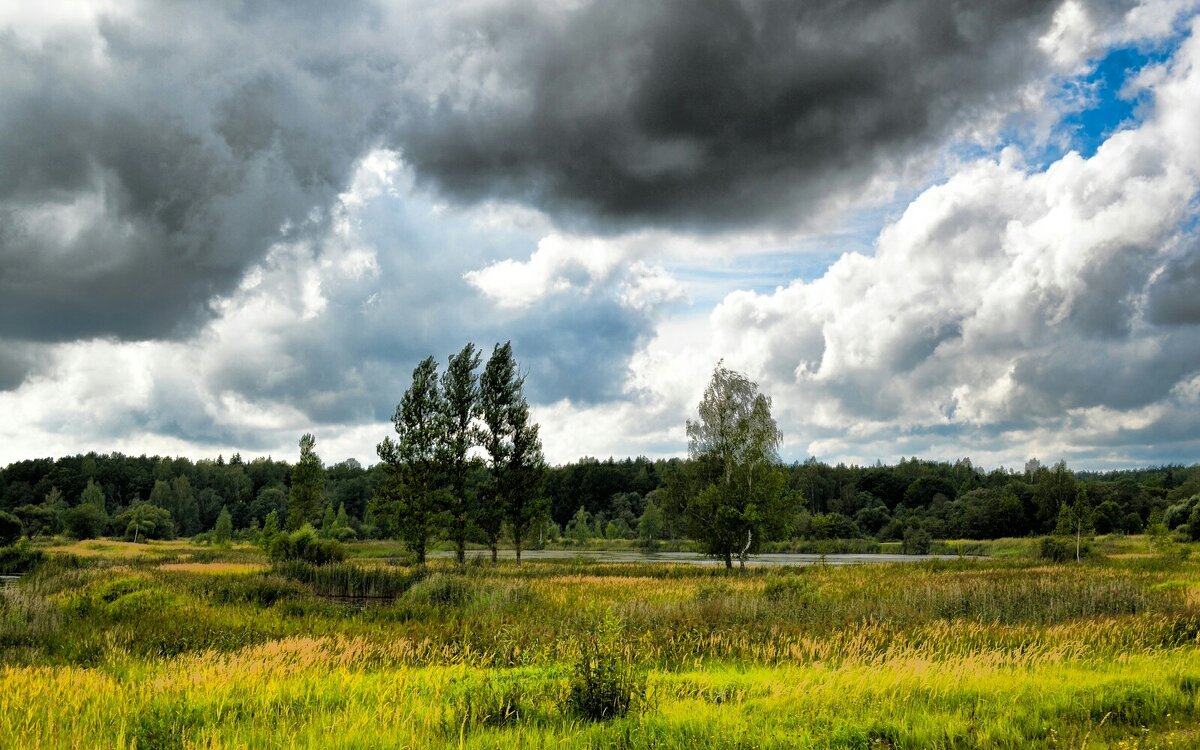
(3, 536, 1200, 747)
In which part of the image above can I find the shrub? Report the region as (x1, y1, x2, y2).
(902, 527, 932, 555)
(566, 613, 642, 721)
(61, 503, 108, 540)
(405, 574, 474, 608)
(1038, 535, 1092, 563)
(268, 525, 346, 565)
(0, 511, 22, 547)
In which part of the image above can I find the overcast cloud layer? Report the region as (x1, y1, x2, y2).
(1, 0, 1199, 469)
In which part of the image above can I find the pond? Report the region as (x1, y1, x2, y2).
(424, 549, 972, 566)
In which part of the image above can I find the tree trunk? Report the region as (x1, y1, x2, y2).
(455, 523, 466, 567)
(723, 550, 732, 570)
(1075, 526, 1081, 562)
(515, 536, 522, 567)
(491, 541, 498, 565)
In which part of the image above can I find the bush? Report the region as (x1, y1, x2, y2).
(405, 574, 474, 608)
(1038, 535, 1092, 562)
(0, 511, 22, 547)
(61, 503, 108, 540)
(268, 525, 346, 565)
(566, 613, 642, 721)
(902, 527, 932, 555)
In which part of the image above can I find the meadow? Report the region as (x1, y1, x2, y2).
(2, 536, 1200, 748)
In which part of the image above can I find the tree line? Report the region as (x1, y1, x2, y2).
(2, 358, 1199, 561)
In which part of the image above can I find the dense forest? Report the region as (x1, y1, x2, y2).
(3, 447, 1198, 546)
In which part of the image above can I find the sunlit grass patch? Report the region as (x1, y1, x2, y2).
(158, 562, 266, 575)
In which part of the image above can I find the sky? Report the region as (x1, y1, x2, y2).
(1, 0, 1200, 470)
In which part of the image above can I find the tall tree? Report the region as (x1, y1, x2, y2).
(376, 356, 444, 566)
(440, 343, 482, 566)
(480, 342, 546, 565)
(680, 362, 789, 569)
(288, 434, 326, 530)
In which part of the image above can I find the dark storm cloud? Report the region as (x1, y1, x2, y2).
(0, 2, 395, 343)
(2, 0, 1115, 346)
(1147, 242, 1200, 325)
(400, 0, 1085, 228)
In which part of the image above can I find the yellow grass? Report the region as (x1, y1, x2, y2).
(158, 562, 266, 575)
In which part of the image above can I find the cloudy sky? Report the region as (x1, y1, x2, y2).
(2, 0, 1200, 469)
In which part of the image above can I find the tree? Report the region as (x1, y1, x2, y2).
(260, 509, 281, 551)
(480, 342, 546, 565)
(680, 362, 789, 569)
(213, 506, 233, 546)
(169, 476, 200, 536)
(441, 342, 481, 566)
(1055, 487, 1095, 562)
(568, 506, 592, 545)
(1147, 508, 1170, 553)
(376, 356, 444, 566)
(637, 498, 665, 547)
(288, 434, 326, 530)
(0, 511, 22, 547)
(1034, 461, 1077, 532)
(61, 503, 107, 540)
(119, 502, 175, 542)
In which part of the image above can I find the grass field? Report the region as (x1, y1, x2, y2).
(3, 536, 1200, 748)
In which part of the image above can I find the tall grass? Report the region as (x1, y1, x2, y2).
(4, 545, 1200, 746)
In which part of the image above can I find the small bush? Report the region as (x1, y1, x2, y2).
(902, 527, 932, 555)
(269, 525, 346, 565)
(1039, 536, 1091, 562)
(566, 613, 642, 722)
(406, 574, 474, 608)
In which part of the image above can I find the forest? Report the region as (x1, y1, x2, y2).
(2, 441, 1197, 550)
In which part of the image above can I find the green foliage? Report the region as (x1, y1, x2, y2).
(268, 524, 346, 565)
(405, 574, 475, 608)
(902, 526, 932, 555)
(441, 342, 482, 566)
(274, 560, 423, 599)
(0, 511, 22, 547)
(678, 362, 791, 568)
(213, 506, 233, 545)
(1039, 535, 1092, 563)
(376, 356, 444, 566)
(762, 574, 811, 603)
(480, 341, 547, 563)
(61, 502, 107, 540)
(568, 506, 592, 545)
(566, 613, 642, 721)
(288, 434, 326, 530)
(0, 542, 45, 575)
(637, 499, 665, 546)
(260, 509, 281, 551)
(808, 513, 860, 540)
(118, 503, 175, 542)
